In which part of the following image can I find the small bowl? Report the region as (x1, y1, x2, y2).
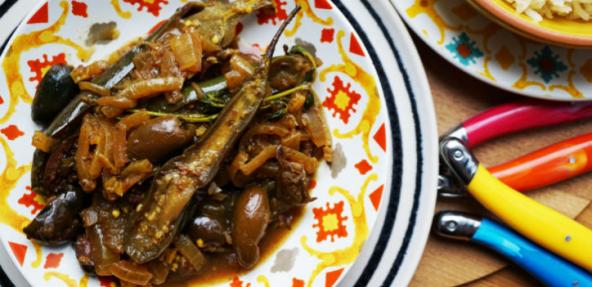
(468, 0, 592, 48)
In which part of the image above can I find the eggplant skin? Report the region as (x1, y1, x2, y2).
(23, 187, 88, 246)
(32, 64, 79, 127)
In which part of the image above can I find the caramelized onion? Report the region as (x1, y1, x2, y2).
(88, 224, 120, 276)
(110, 260, 153, 286)
(79, 81, 111, 97)
(116, 77, 184, 100)
(281, 146, 318, 174)
(147, 259, 169, 285)
(32, 131, 54, 153)
(174, 235, 206, 272)
(169, 32, 202, 73)
(240, 145, 279, 176)
(224, 70, 245, 89)
(116, 110, 151, 130)
(71, 61, 108, 83)
(230, 54, 255, 77)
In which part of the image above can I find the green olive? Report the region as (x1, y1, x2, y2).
(127, 116, 194, 163)
(232, 186, 270, 269)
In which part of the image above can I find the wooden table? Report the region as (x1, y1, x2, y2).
(409, 38, 592, 287)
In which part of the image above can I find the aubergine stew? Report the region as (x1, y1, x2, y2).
(25, 1, 333, 285)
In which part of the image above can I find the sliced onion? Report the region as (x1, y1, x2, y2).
(224, 70, 245, 89)
(32, 131, 54, 153)
(109, 260, 153, 286)
(116, 110, 150, 130)
(287, 92, 306, 113)
(80, 208, 98, 227)
(96, 96, 136, 109)
(174, 235, 206, 272)
(71, 60, 108, 83)
(230, 54, 255, 77)
(240, 145, 279, 176)
(169, 32, 202, 73)
(115, 77, 184, 100)
(88, 225, 119, 276)
(79, 81, 111, 97)
(281, 132, 301, 150)
(301, 106, 331, 149)
(281, 146, 318, 174)
(147, 259, 169, 285)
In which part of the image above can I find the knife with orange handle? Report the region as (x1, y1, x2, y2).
(490, 132, 592, 192)
(441, 138, 592, 272)
(439, 101, 592, 197)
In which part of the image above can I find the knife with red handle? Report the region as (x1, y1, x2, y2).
(440, 101, 592, 196)
(446, 101, 592, 148)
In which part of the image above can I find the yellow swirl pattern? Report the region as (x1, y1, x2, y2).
(1, 1, 93, 124)
(301, 174, 375, 287)
(320, 31, 381, 163)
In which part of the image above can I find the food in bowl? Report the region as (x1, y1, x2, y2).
(23, 1, 332, 285)
(504, 0, 592, 21)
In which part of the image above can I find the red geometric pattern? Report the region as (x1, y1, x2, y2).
(373, 123, 387, 152)
(1, 125, 24, 140)
(354, 159, 372, 175)
(292, 278, 305, 287)
(312, 201, 348, 242)
(18, 186, 45, 215)
(27, 53, 67, 87)
(315, 0, 332, 9)
(28, 2, 49, 24)
(323, 76, 362, 124)
(321, 28, 335, 43)
(8, 242, 27, 266)
(369, 185, 384, 211)
(72, 1, 88, 18)
(349, 33, 365, 57)
(230, 276, 251, 287)
(43, 253, 64, 269)
(325, 268, 344, 287)
(256, 0, 287, 25)
(123, 0, 168, 17)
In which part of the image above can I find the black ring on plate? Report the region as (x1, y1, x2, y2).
(333, 0, 424, 286)
(0, 1, 423, 286)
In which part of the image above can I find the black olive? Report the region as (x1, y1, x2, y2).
(23, 187, 89, 246)
(32, 64, 79, 127)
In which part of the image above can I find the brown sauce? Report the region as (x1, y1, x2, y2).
(177, 208, 304, 286)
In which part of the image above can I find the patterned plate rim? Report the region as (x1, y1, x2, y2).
(0, 0, 439, 286)
(391, 0, 592, 102)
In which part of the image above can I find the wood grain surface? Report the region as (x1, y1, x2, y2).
(409, 38, 592, 287)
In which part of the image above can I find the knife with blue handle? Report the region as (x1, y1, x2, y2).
(434, 211, 592, 287)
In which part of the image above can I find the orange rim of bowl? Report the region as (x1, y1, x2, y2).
(471, 0, 592, 48)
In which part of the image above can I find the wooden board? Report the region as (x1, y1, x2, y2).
(409, 38, 592, 287)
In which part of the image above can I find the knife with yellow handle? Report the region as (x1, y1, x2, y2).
(441, 138, 592, 272)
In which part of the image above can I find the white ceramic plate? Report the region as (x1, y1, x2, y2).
(0, 0, 437, 286)
(393, 0, 592, 101)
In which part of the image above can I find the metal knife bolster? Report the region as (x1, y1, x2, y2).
(433, 211, 481, 241)
(440, 138, 478, 185)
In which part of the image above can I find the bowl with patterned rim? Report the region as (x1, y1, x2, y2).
(393, 0, 592, 101)
(468, 0, 592, 48)
(0, 0, 437, 286)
